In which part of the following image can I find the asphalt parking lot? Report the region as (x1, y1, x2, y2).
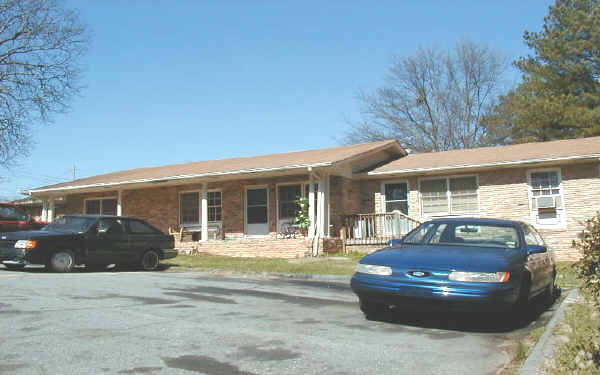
(0, 266, 555, 375)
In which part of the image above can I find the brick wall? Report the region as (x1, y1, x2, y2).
(176, 237, 315, 259)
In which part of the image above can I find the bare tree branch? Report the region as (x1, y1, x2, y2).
(344, 40, 508, 152)
(0, 0, 88, 168)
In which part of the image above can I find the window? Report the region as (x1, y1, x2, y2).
(85, 198, 117, 215)
(179, 191, 222, 225)
(420, 176, 478, 216)
(0, 205, 28, 221)
(207, 191, 222, 222)
(278, 185, 302, 219)
(180, 193, 199, 224)
(384, 183, 408, 214)
(128, 220, 159, 234)
(528, 169, 565, 228)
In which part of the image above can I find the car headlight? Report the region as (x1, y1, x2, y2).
(14, 240, 37, 249)
(448, 271, 510, 283)
(357, 264, 393, 276)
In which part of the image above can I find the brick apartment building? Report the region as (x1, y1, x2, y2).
(24, 137, 600, 261)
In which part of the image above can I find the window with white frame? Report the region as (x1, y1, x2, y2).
(384, 183, 408, 214)
(85, 198, 117, 215)
(420, 176, 478, 216)
(528, 169, 564, 227)
(179, 191, 222, 225)
(278, 184, 302, 220)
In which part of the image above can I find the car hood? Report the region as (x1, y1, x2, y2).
(361, 244, 525, 272)
(0, 230, 79, 241)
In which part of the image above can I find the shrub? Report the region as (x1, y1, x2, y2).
(573, 212, 600, 307)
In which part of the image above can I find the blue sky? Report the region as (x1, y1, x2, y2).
(1, 0, 552, 199)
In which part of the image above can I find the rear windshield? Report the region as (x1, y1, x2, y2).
(403, 222, 520, 249)
(42, 216, 97, 233)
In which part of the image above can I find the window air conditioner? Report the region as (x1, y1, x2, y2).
(535, 196, 556, 209)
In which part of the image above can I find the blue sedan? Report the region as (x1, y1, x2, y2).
(350, 218, 556, 317)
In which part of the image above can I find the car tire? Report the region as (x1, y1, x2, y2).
(359, 297, 388, 318)
(140, 250, 160, 271)
(48, 250, 75, 273)
(4, 264, 25, 271)
(542, 277, 556, 307)
(511, 278, 531, 318)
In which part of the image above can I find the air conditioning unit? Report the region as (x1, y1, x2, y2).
(535, 196, 556, 209)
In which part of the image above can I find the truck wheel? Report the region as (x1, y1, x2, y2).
(140, 250, 159, 271)
(48, 250, 75, 273)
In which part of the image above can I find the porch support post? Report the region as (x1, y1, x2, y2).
(47, 198, 55, 223)
(117, 190, 123, 216)
(308, 170, 315, 237)
(201, 183, 208, 242)
(317, 176, 325, 237)
(41, 200, 48, 222)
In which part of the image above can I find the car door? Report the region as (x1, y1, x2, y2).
(124, 219, 162, 264)
(522, 224, 547, 294)
(530, 225, 555, 288)
(85, 218, 128, 265)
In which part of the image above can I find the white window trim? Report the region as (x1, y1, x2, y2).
(526, 167, 567, 230)
(380, 180, 410, 215)
(178, 189, 223, 227)
(83, 197, 118, 215)
(417, 174, 480, 219)
(275, 181, 317, 237)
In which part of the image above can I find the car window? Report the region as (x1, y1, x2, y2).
(404, 222, 519, 249)
(128, 220, 159, 234)
(0, 205, 28, 221)
(97, 218, 125, 235)
(522, 224, 542, 246)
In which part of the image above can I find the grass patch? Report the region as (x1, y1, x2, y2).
(556, 261, 581, 290)
(548, 302, 600, 374)
(508, 326, 548, 373)
(163, 254, 359, 275)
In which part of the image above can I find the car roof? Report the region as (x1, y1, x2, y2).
(61, 214, 138, 220)
(425, 217, 523, 226)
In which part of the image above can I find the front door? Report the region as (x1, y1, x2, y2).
(246, 187, 269, 236)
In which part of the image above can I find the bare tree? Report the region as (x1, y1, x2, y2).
(0, 0, 87, 167)
(345, 40, 508, 152)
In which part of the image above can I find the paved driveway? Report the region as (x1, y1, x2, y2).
(0, 267, 554, 374)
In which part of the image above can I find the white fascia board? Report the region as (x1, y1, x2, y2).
(367, 154, 600, 176)
(24, 162, 333, 194)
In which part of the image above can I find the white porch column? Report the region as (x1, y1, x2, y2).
(201, 183, 208, 242)
(317, 177, 325, 237)
(308, 172, 315, 237)
(323, 174, 330, 237)
(117, 190, 123, 216)
(47, 198, 55, 223)
(41, 200, 48, 222)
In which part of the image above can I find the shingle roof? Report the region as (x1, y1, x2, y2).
(369, 137, 600, 175)
(28, 140, 403, 193)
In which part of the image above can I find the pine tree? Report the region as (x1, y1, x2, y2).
(486, 0, 600, 143)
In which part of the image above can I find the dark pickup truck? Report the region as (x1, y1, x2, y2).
(0, 215, 176, 272)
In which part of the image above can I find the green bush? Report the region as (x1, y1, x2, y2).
(573, 212, 600, 307)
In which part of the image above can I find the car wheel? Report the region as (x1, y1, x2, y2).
(4, 264, 25, 271)
(140, 250, 160, 271)
(359, 297, 388, 318)
(48, 250, 75, 273)
(512, 278, 531, 317)
(542, 277, 556, 307)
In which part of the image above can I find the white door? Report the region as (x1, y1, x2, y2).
(246, 187, 269, 236)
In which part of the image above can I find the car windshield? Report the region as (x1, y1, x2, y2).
(42, 216, 97, 233)
(403, 222, 520, 249)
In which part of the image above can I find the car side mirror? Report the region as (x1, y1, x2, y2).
(389, 238, 403, 247)
(527, 244, 547, 255)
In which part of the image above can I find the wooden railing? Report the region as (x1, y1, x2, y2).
(341, 212, 421, 246)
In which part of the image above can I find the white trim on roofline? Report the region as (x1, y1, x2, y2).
(367, 154, 600, 176)
(24, 162, 333, 194)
